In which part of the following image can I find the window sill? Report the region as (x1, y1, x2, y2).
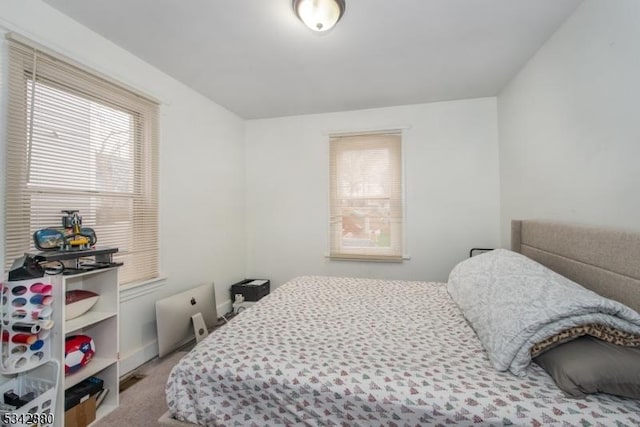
(120, 274, 168, 302)
(325, 254, 411, 263)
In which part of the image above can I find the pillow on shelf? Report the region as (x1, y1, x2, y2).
(534, 335, 640, 399)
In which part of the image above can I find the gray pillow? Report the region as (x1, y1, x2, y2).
(534, 335, 640, 399)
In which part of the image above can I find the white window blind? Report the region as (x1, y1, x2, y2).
(5, 38, 159, 285)
(329, 132, 404, 261)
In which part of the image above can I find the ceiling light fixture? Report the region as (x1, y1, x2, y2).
(293, 0, 346, 33)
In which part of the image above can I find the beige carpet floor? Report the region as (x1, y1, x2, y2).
(93, 350, 187, 427)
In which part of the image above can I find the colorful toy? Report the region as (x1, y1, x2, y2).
(33, 210, 97, 251)
(65, 334, 95, 375)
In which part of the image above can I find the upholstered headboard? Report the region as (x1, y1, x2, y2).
(511, 220, 640, 313)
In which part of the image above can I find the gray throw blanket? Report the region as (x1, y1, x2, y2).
(447, 249, 640, 376)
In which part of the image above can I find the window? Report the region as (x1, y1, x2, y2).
(329, 132, 404, 261)
(5, 38, 159, 285)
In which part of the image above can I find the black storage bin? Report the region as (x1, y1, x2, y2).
(230, 279, 270, 302)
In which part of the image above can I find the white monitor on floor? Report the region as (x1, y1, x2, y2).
(155, 283, 218, 358)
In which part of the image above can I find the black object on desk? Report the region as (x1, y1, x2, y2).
(29, 246, 118, 262)
(230, 279, 270, 302)
(28, 247, 122, 275)
(65, 376, 104, 411)
(8, 255, 45, 281)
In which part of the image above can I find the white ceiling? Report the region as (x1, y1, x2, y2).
(43, 0, 581, 119)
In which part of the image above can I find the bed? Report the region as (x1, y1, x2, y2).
(163, 220, 640, 426)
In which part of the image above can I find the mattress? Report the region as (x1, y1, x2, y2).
(166, 276, 640, 426)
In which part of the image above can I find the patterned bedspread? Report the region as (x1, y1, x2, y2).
(166, 276, 640, 426)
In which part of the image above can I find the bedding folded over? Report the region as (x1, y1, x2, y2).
(531, 323, 640, 357)
(447, 249, 640, 376)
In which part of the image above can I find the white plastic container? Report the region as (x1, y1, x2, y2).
(0, 360, 59, 427)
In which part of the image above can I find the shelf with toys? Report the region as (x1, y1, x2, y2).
(2, 210, 121, 426)
(52, 265, 120, 427)
(29, 210, 121, 425)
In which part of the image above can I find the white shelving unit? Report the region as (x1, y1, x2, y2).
(51, 267, 119, 427)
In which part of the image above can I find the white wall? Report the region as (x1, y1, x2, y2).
(245, 98, 501, 287)
(0, 1, 246, 372)
(498, 0, 640, 246)
(10, 0, 631, 374)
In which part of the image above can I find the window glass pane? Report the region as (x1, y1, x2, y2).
(340, 201, 391, 249)
(27, 79, 134, 194)
(337, 147, 392, 249)
(338, 148, 390, 198)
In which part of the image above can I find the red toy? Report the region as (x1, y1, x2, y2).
(65, 335, 95, 375)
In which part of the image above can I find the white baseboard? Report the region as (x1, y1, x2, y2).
(217, 299, 232, 317)
(119, 299, 233, 377)
(120, 340, 159, 376)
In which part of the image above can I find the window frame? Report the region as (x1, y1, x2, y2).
(328, 131, 406, 262)
(4, 36, 159, 285)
